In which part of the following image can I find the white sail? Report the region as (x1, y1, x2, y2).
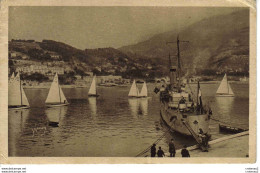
(9, 72, 15, 84)
(11, 72, 15, 78)
(9, 72, 30, 106)
(88, 75, 97, 95)
(228, 84, 234, 95)
(128, 80, 139, 97)
(216, 74, 234, 96)
(139, 82, 148, 97)
(216, 74, 229, 94)
(45, 73, 67, 104)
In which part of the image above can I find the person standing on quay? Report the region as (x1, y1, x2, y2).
(169, 139, 176, 157)
(157, 147, 165, 157)
(181, 145, 190, 157)
(151, 144, 156, 157)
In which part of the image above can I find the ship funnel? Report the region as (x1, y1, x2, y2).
(170, 65, 177, 86)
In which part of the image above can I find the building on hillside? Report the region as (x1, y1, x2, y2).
(49, 52, 61, 60)
(82, 76, 93, 83)
(21, 55, 29, 60)
(75, 75, 82, 80)
(96, 75, 122, 84)
(10, 52, 17, 58)
(64, 66, 74, 73)
(15, 65, 64, 75)
(85, 72, 93, 77)
(49, 66, 64, 75)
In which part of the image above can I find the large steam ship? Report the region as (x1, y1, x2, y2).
(159, 37, 212, 149)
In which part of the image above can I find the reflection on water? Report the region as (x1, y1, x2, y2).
(139, 98, 148, 116)
(128, 98, 139, 118)
(215, 97, 234, 123)
(9, 83, 249, 157)
(128, 98, 149, 118)
(8, 109, 30, 156)
(88, 97, 97, 117)
(46, 106, 68, 124)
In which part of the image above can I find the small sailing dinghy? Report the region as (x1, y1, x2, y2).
(9, 72, 30, 110)
(139, 82, 148, 97)
(128, 80, 139, 97)
(88, 75, 99, 97)
(45, 73, 69, 107)
(216, 74, 234, 97)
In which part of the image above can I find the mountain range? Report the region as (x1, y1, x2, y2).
(119, 9, 249, 76)
(9, 9, 249, 78)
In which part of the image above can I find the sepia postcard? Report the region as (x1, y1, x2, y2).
(0, 0, 256, 164)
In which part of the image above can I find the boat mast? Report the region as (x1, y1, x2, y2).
(20, 74, 23, 106)
(166, 36, 188, 90)
(177, 36, 181, 88)
(57, 75, 61, 103)
(58, 86, 61, 103)
(168, 53, 171, 69)
(226, 74, 229, 94)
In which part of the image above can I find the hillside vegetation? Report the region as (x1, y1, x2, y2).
(119, 9, 249, 76)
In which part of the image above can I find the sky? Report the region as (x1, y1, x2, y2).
(9, 7, 245, 49)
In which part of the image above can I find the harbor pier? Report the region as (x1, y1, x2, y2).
(164, 131, 249, 157)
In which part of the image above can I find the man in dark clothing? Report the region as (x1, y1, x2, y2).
(151, 144, 156, 157)
(157, 147, 165, 157)
(169, 139, 176, 157)
(181, 145, 190, 157)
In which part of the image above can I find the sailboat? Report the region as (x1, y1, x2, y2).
(8, 72, 30, 110)
(216, 74, 234, 97)
(139, 82, 148, 97)
(88, 75, 99, 97)
(45, 73, 69, 107)
(128, 80, 139, 97)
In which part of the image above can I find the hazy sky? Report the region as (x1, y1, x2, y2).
(9, 7, 244, 49)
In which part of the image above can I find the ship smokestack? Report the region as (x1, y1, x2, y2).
(170, 65, 177, 88)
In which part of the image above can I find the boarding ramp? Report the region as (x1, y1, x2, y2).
(182, 119, 208, 151)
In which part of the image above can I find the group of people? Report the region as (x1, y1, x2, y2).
(150, 139, 190, 157)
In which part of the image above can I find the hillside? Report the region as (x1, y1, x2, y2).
(119, 9, 249, 76)
(8, 9, 249, 80)
(8, 40, 161, 79)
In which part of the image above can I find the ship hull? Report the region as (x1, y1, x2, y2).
(46, 103, 69, 108)
(48, 121, 59, 127)
(160, 103, 210, 136)
(216, 94, 234, 97)
(88, 94, 99, 97)
(8, 106, 30, 110)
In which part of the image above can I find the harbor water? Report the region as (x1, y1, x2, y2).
(8, 83, 249, 157)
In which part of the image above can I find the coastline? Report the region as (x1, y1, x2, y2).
(22, 80, 248, 89)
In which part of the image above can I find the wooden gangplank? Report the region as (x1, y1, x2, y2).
(182, 120, 208, 151)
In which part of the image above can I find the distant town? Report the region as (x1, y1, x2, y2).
(8, 39, 249, 87)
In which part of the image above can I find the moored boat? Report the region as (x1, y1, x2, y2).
(216, 74, 234, 97)
(139, 82, 148, 97)
(45, 73, 69, 107)
(159, 37, 212, 150)
(128, 80, 148, 98)
(8, 72, 30, 110)
(88, 75, 99, 97)
(219, 124, 248, 133)
(128, 80, 139, 98)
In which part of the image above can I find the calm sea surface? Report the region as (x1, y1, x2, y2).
(9, 83, 249, 157)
